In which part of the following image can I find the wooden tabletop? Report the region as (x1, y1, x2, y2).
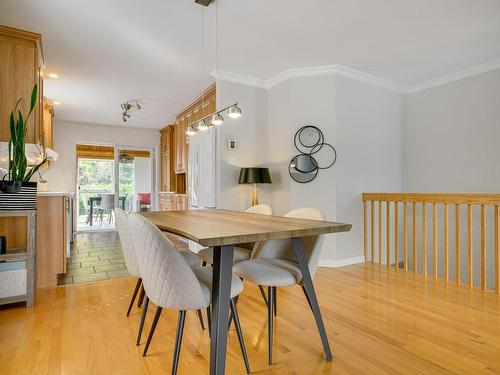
(140, 209, 352, 247)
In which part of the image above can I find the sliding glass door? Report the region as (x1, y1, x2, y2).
(114, 146, 155, 213)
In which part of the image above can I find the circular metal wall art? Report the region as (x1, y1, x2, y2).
(289, 126, 337, 183)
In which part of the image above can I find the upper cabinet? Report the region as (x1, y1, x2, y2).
(0, 25, 44, 144)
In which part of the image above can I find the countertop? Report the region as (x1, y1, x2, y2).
(37, 192, 74, 197)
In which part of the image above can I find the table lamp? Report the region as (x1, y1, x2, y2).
(238, 167, 272, 206)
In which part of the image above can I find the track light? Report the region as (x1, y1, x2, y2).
(186, 124, 196, 136)
(227, 105, 241, 119)
(197, 119, 209, 131)
(211, 112, 224, 126)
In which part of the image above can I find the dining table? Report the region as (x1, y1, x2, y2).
(140, 209, 352, 375)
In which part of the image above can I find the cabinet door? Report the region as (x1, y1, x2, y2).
(0, 33, 40, 143)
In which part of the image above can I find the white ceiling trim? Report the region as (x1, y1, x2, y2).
(213, 59, 500, 95)
(405, 59, 500, 94)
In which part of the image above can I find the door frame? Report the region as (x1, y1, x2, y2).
(113, 145, 156, 212)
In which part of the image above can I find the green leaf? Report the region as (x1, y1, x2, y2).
(30, 84, 38, 112)
(24, 158, 46, 182)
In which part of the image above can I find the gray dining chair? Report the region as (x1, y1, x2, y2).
(129, 213, 251, 374)
(115, 209, 206, 333)
(233, 207, 325, 365)
(197, 204, 273, 266)
(98, 193, 115, 224)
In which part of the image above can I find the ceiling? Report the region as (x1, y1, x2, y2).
(1, 0, 499, 129)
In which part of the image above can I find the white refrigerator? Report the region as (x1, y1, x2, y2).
(187, 127, 217, 209)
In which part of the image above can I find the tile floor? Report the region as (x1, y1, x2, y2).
(58, 231, 128, 285)
(58, 230, 191, 286)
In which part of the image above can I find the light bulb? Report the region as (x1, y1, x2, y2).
(197, 120, 208, 131)
(211, 113, 224, 126)
(186, 124, 196, 136)
(227, 105, 241, 119)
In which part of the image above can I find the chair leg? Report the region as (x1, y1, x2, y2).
(268, 286, 275, 365)
(230, 298, 251, 374)
(273, 287, 277, 316)
(126, 278, 142, 317)
(136, 295, 149, 346)
(228, 295, 239, 330)
(206, 306, 211, 338)
(143, 306, 163, 356)
(258, 285, 269, 308)
(172, 310, 186, 375)
(197, 309, 205, 330)
(137, 285, 145, 307)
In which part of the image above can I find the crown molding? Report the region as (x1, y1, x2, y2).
(213, 59, 500, 95)
(405, 59, 500, 94)
(211, 69, 267, 89)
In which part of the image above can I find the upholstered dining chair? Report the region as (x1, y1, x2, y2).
(129, 213, 251, 375)
(233, 207, 325, 365)
(197, 204, 273, 266)
(115, 209, 206, 333)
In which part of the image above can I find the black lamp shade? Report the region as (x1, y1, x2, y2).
(238, 167, 272, 184)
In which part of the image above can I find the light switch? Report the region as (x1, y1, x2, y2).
(227, 156, 236, 166)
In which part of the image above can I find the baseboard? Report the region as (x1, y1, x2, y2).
(318, 255, 365, 268)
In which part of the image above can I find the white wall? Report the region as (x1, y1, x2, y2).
(43, 120, 160, 195)
(219, 74, 402, 263)
(403, 69, 500, 192)
(216, 80, 268, 210)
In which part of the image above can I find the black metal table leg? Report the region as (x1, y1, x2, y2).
(291, 237, 333, 361)
(210, 244, 234, 375)
(89, 199, 94, 226)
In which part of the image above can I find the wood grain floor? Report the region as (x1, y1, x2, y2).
(1, 263, 499, 374)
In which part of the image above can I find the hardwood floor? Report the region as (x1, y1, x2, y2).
(1, 263, 499, 374)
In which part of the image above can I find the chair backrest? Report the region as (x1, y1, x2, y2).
(128, 213, 209, 310)
(100, 193, 114, 210)
(138, 192, 151, 205)
(114, 208, 140, 277)
(257, 207, 325, 278)
(246, 204, 272, 215)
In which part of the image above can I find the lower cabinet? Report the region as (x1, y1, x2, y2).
(36, 195, 68, 288)
(159, 193, 188, 211)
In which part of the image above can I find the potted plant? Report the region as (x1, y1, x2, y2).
(0, 84, 45, 210)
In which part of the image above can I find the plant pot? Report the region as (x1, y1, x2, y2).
(0, 180, 22, 193)
(0, 181, 37, 211)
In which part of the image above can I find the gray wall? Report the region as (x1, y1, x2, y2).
(402, 69, 500, 287)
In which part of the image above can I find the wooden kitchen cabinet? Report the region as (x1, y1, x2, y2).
(174, 119, 188, 174)
(0, 25, 44, 144)
(159, 125, 175, 192)
(36, 195, 68, 288)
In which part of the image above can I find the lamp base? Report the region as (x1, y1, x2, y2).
(252, 183, 259, 206)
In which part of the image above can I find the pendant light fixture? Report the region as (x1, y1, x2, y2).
(186, 0, 242, 136)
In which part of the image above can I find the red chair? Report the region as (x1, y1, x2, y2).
(138, 192, 151, 212)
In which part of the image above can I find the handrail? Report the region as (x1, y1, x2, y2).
(363, 193, 500, 205)
(362, 192, 500, 293)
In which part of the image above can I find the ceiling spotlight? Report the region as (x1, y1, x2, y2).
(136, 102, 142, 110)
(227, 105, 241, 119)
(197, 119, 209, 131)
(186, 124, 196, 136)
(53, 101, 61, 105)
(48, 73, 59, 79)
(211, 112, 224, 126)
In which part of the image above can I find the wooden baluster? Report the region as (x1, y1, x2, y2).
(444, 203, 449, 282)
(379, 201, 382, 265)
(363, 200, 367, 262)
(433, 203, 438, 279)
(481, 205, 486, 290)
(413, 202, 417, 273)
(394, 202, 399, 270)
(495, 205, 499, 293)
(371, 200, 375, 264)
(455, 204, 460, 285)
(422, 203, 427, 277)
(403, 202, 408, 272)
(386, 201, 390, 267)
(467, 204, 473, 288)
